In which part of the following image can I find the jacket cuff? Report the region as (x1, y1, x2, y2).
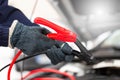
(0, 27, 9, 46)
(8, 20, 18, 48)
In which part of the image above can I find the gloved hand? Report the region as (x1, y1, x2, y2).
(9, 20, 74, 64)
(46, 43, 74, 64)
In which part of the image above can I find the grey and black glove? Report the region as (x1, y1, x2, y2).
(9, 20, 74, 64)
(46, 43, 74, 64)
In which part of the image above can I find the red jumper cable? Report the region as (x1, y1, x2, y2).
(22, 68, 75, 80)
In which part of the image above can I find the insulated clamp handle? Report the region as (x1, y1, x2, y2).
(34, 17, 76, 42)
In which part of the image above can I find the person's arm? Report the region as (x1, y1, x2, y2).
(0, 0, 74, 64)
(0, 5, 37, 46)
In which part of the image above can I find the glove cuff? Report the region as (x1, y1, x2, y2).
(9, 20, 25, 48)
(8, 20, 18, 48)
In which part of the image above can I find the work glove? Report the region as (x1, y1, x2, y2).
(9, 20, 74, 64)
(46, 43, 74, 64)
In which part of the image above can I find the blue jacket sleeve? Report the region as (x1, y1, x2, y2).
(0, 26, 9, 46)
(0, 0, 8, 6)
(0, 5, 38, 46)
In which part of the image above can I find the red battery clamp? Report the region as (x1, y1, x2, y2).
(34, 17, 77, 42)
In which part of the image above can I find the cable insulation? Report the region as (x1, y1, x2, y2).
(7, 50, 22, 80)
(22, 68, 75, 80)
